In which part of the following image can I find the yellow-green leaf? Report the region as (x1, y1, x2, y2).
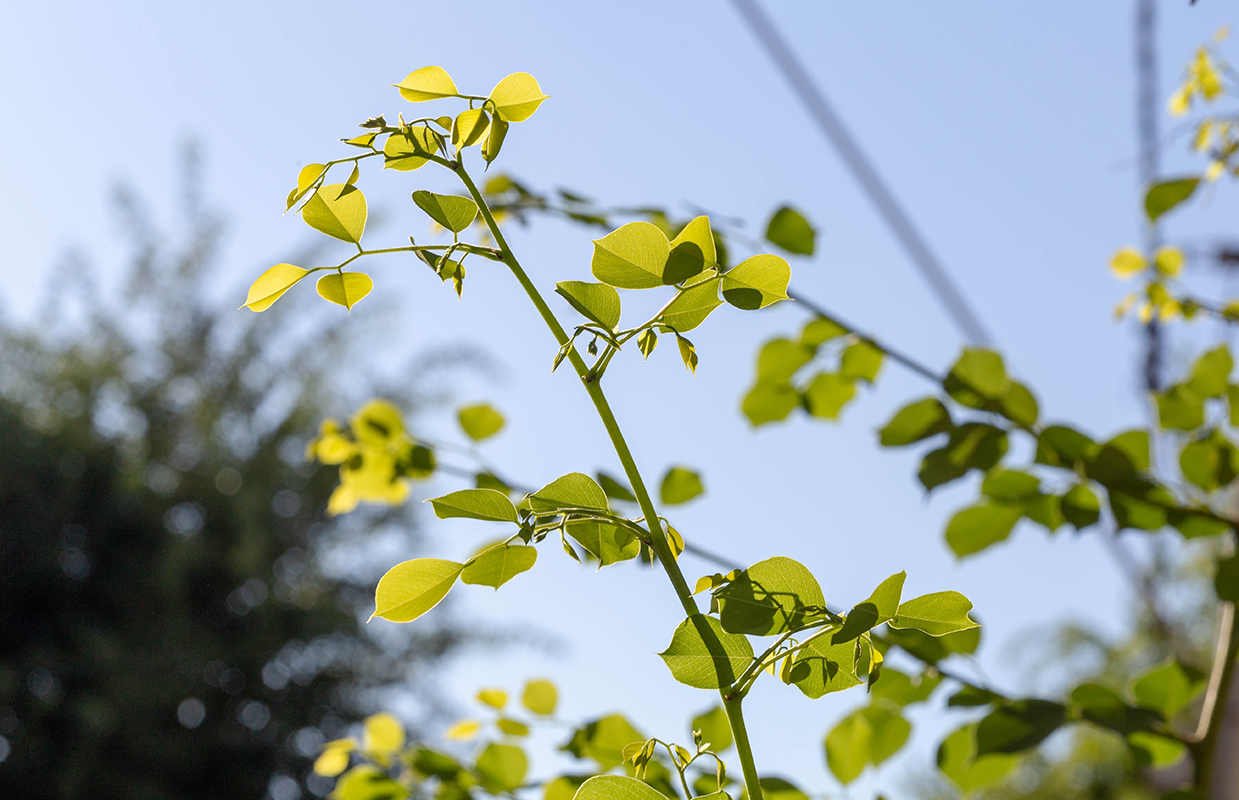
(477, 688, 508, 709)
(242, 263, 308, 312)
(314, 739, 354, 776)
(529, 473, 608, 513)
(1154, 246, 1185, 277)
(413, 191, 478, 233)
(302, 183, 367, 243)
(489, 72, 549, 122)
(765, 206, 816, 255)
(1110, 247, 1147, 278)
(475, 742, 528, 793)
(555, 281, 622, 330)
(458, 403, 505, 441)
(316, 272, 374, 311)
(429, 488, 518, 523)
(462, 544, 537, 589)
(483, 116, 509, 164)
(721, 253, 790, 309)
(659, 279, 723, 332)
(372, 558, 463, 622)
(890, 591, 978, 636)
(521, 679, 558, 715)
(452, 108, 491, 150)
(395, 66, 459, 102)
(383, 128, 441, 171)
(670, 216, 717, 266)
(660, 466, 704, 505)
(591, 221, 670, 289)
(658, 614, 753, 690)
(446, 720, 480, 740)
(363, 713, 404, 755)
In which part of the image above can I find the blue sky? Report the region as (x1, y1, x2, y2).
(5, 0, 1238, 795)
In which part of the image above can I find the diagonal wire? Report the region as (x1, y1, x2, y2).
(726, 0, 995, 347)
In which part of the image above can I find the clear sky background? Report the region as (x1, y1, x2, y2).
(5, 0, 1238, 796)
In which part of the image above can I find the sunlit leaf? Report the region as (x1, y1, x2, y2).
(429, 489, 518, 522)
(591, 221, 670, 289)
(721, 254, 790, 310)
(521, 679, 558, 715)
(242, 263, 308, 312)
(574, 776, 666, 800)
(555, 281, 622, 330)
(936, 724, 1018, 793)
(395, 66, 459, 102)
(803, 373, 856, 420)
(889, 592, 978, 636)
(383, 127, 441, 171)
(660, 279, 723, 332)
(944, 503, 1022, 558)
(690, 705, 732, 751)
(717, 556, 826, 636)
(302, 183, 367, 243)
(765, 206, 816, 255)
(482, 116, 509, 164)
(462, 544, 537, 588)
(660, 466, 704, 505)
(1145, 177, 1200, 222)
(363, 713, 404, 755)
(316, 272, 374, 311)
(413, 191, 478, 232)
(475, 742, 528, 793)
(879, 398, 952, 446)
(530, 472, 608, 513)
(489, 72, 549, 122)
(658, 614, 753, 689)
(458, 403, 505, 441)
(372, 558, 463, 623)
(452, 108, 491, 150)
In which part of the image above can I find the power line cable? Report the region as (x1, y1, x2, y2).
(726, 0, 995, 346)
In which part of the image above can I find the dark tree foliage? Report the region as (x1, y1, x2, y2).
(0, 147, 469, 799)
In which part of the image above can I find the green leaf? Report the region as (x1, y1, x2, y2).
(372, 558, 463, 623)
(1145, 177, 1200, 222)
(747, 778, 809, 800)
(496, 717, 529, 736)
(394, 66, 459, 102)
(1216, 554, 1239, 602)
(936, 724, 1019, 793)
(664, 242, 709, 286)
(980, 469, 1040, 500)
(477, 688, 507, 708)
(591, 222, 670, 289)
(660, 279, 723, 332)
(1157, 384, 1205, 431)
(863, 705, 912, 766)
(756, 339, 814, 382)
(765, 206, 816, 255)
(457, 403, 505, 442)
(520, 679, 557, 716)
(824, 711, 871, 784)
(742, 381, 801, 426)
(658, 614, 754, 689)
(482, 116, 509, 164)
(787, 638, 861, 698)
(1188, 344, 1233, 398)
(839, 341, 883, 383)
(461, 544, 537, 589)
(383, 128, 441, 171)
(1000, 381, 1040, 426)
(721, 254, 790, 310)
(690, 706, 732, 751)
(669, 216, 717, 267)
(1128, 732, 1188, 768)
(475, 742, 527, 793)
(565, 520, 640, 566)
(555, 281, 622, 330)
(412, 191, 478, 233)
(676, 334, 699, 375)
(890, 592, 978, 636)
(832, 571, 905, 644)
(660, 466, 704, 505)
(1036, 425, 1098, 468)
(451, 108, 490, 150)
(302, 184, 367, 243)
(1070, 683, 1162, 736)
(918, 423, 1008, 491)
(1061, 484, 1101, 529)
(597, 472, 637, 503)
(945, 349, 1007, 408)
(800, 317, 847, 346)
(489, 72, 549, 122)
(429, 489, 518, 522)
(944, 502, 1022, 558)
(334, 766, 409, 800)
(544, 776, 591, 800)
(316, 272, 374, 311)
(879, 398, 952, 446)
(1180, 431, 1239, 492)
(716, 556, 827, 636)
(637, 329, 657, 359)
(974, 699, 1067, 755)
(803, 373, 856, 420)
(242, 263, 309, 312)
(530, 472, 608, 513)
(573, 776, 666, 800)
(571, 714, 645, 769)
(1131, 660, 1204, 718)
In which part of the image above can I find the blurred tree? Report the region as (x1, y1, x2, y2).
(0, 145, 473, 800)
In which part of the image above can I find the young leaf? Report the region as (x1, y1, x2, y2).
(555, 281, 622, 330)
(482, 116, 509, 164)
(372, 558, 463, 622)
(458, 403, 505, 441)
(429, 489, 519, 522)
(832, 571, 906, 644)
(413, 191, 478, 233)
(721, 254, 791, 309)
(316, 272, 374, 311)
(302, 183, 367, 243)
(521, 679, 558, 716)
(890, 592, 978, 636)
(591, 221, 670, 289)
(1110, 247, 1147, 278)
(452, 108, 491, 150)
(1145, 177, 1200, 222)
(676, 334, 699, 375)
(394, 66, 459, 102)
(716, 556, 826, 636)
(765, 206, 816, 255)
(573, 776, 667, 800)
(489, 72, 549, 122)
(363, 712, 405, 755)
(529, 472, 608, 513)
(383, 128, 441, 171)
(658, 614, 753, 689)
(879, 398, 952, 446)
(658, 466, 703, 505)
(637, 329, 658, 359)
(690, 706, 732, 751)
(242, 264, 308, 312)
(475, 742, 528, 793)
(659, 279, 723, 332)
(462, 545, 537, 589)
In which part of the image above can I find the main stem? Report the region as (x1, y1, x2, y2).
(456, 163, 764, 800)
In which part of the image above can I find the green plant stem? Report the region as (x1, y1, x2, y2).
(455, 160, 765, 800)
